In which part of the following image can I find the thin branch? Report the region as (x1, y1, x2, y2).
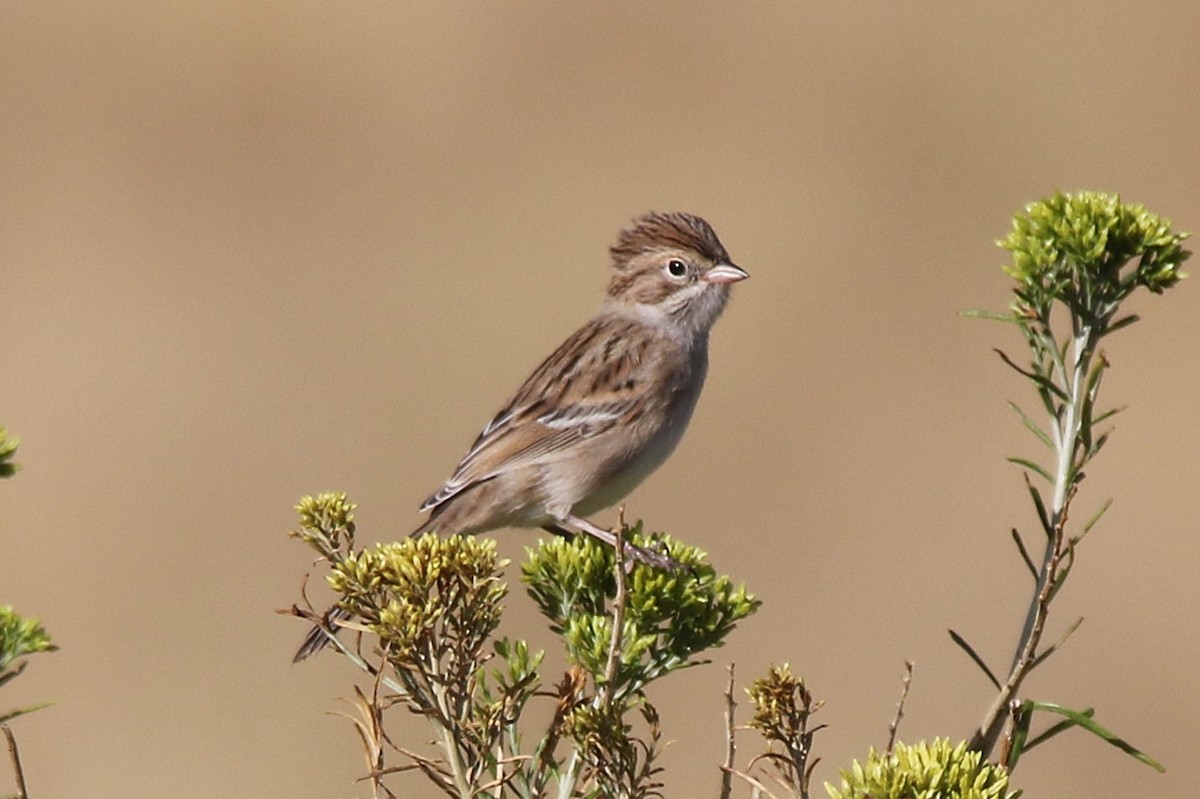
(720, 664, 737, 799)
(970, 488, 1074, 754)
(972, 318, 1098, 758)
(382, 745, 458, 797)
(720, 766, 785, 799)
(3, 724, 28, 799)
(0, 662, 28, 692)
(600, 509, 629, 704)
(885, 661, 914, 754)
(420, 637, 475, 799)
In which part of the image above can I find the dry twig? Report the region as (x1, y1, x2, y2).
(886, 661, 914, 754)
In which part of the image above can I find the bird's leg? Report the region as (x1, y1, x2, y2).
(555, 512, 682, 572)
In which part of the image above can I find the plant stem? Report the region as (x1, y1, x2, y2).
(719, 664, 736, 799)
(555, 750, 582, 799)
(3, 725, 27, 799)
(600, 527, 628, 705)
(972, 323, 1094, 756)
(426, 642, 476, 798)
(886, 661, 915, 755)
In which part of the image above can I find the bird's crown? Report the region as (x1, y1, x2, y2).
(609, 212, 730, 270)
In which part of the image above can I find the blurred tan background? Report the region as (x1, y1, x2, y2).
(3, 2, 1198, 797)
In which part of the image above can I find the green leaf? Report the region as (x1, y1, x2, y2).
(1082, 498, 1113, 535)
(0, 606, 56, 673)
(1005, 701, 1034, 770)
(1022, 474, 1053, 536)
(828, 738, 1016, 799)
(948, 629, 1001, 690)
(1030, 616, 1084, 670)
(1091, 404, 1126, 426)
(523, 526, 759, 697)
(962, 309, 1020, 323)
(1022, 706, 1094, 753)
(1087, 430, 1112, 460)
(1008, 457, 1053, 485)
(1102, 313, 1140, 335)
(1007, 401, 1054, 449)
(0, 699, 55, 725)
(0, 427, 18, 478)
(1010, 528, 1037, 579)
(994, 350, 1071, 403)
(1024, 701, 1165, 772)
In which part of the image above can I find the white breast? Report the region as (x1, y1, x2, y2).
(572, 340, 709, 516)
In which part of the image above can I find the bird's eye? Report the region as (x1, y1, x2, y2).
(666, 259, 688, 277)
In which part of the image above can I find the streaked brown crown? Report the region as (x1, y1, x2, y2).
(609, 212, 730, 272)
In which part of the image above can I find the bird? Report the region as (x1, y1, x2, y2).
(294, 211, 747, 662)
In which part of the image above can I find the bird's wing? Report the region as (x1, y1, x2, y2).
(420, 314, 663, 512)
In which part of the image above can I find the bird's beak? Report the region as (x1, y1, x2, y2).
(702, 263, 749, 285)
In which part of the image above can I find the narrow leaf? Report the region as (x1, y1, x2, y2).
(948, 629, 1001, 690)
(0, 699, 54, 724)
(994, 349, 1071, 403)
(1079, 403, 1095, 453)
(1009, 456, 1054, 485)
(1026, 701, 1165, 772)
(1023, 473, 1053, 536)
(1007, 401, 1054, 449)
(1092, 404, 1126, 426)
(1088, 430, 1112, 460)
(1048, 537, 1078, 598)
(1005, 701, 1034, 770)
(994, 348, 1039, 379)
(1023, 705, 1095, 752)
(1010, 528, 1037, 579)
(1083, 498, 1113, 536)
(1031, 616, 1084, 670)
(1036, 380, 1061, 421)
(961, 309, 1019, 323)
(1102, 314, 1141, 336)
(1084, 354, 1109, 399)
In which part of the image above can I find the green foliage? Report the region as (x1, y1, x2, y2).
(517, 527, 757, 798)
(0, 427, 18, 479)
(523, 524, 760, 700)
(825, 739, 1017, 799)
(0, 607, 55, 679)
(0, 432, 58, 744)
(1000, 190, 1188, 323)
(741, 663, 824, 798)
(289, 499, 759, 798)
(1006, 700, 1164, 774)
(290, 491, 357, 559)
(330, 534, 508, 663)
(288, 192, 1187, 797)
(564, 700, 665, 799)
(960, 193, 1189, 763)
(0, 606, 57, 726)
(748, 663, 821, 747)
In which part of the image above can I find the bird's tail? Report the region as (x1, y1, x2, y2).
(292, 605, 352, 664)
(409, 516, 436, 538)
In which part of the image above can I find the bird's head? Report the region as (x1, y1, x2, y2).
(605, 211, 748, 337)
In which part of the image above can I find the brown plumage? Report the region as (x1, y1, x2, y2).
(294, 212, 747, 662)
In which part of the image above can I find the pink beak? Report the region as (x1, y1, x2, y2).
(702, 263, 749, 285)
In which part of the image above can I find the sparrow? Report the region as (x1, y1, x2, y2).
(295, 212, 747, 661)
